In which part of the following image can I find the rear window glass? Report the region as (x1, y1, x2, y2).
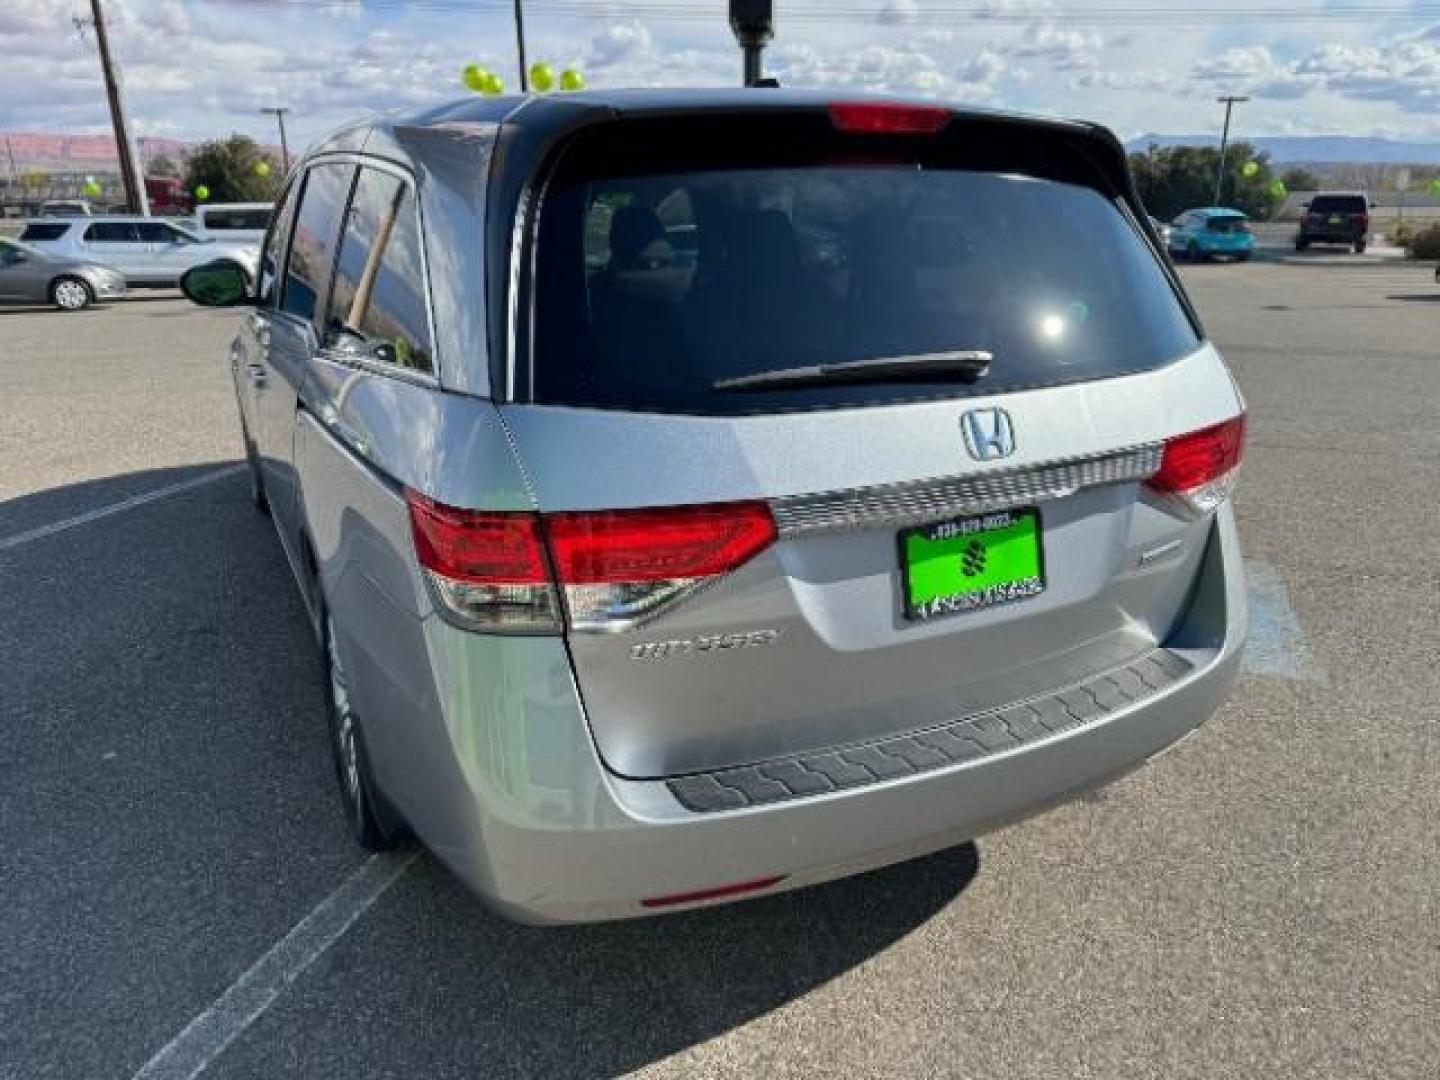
(531, 119, 1200, 415)
(203, 208, 271, 232)
(1206, 216, 1248, 233)
(21, 222, 70, 242)
(1310, 195, 1367, 213)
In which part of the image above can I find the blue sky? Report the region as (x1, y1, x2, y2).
(3, 0, 1440, 152)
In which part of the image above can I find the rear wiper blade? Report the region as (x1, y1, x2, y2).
(713, 350, 992, 392)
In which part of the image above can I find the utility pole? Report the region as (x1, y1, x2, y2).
(260, 107, 291, 174)
(86, 0, 149, 215)
(730, 0, 774, 86)
(1212, 95, 1249, 207)
(513, 0, 529, 91)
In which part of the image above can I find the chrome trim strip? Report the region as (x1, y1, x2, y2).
(770, 444, 1163, 538)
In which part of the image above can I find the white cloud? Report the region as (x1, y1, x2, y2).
(587, 20, 652, 69)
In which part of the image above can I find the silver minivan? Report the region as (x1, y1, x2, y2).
(180, 90, 1247, 924)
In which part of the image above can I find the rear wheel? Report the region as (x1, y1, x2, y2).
(322, 608, 409, 851)
(1187, 242, 1203, 262)
(1353, 240, 1366, 254)
(50, 276, 93, 311)
(1295, 238, 1309, 252)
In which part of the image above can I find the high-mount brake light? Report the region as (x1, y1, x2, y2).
(828, 102, 951, 135)
(406, 493, 778, 633)
(1146, 414, 1247, 515)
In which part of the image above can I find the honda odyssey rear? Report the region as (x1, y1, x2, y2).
(186, 89, 1246, 924)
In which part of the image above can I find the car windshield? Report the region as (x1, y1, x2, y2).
(530, 119, 1200, 416)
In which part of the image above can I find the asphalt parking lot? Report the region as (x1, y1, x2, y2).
(2, 260, 1437, 1080)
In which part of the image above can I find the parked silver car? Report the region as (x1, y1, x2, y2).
(196, 202, 273, 245)
(20, 215, 258, 288)
(180, 90, 1248, 924)
(0, 235, 126, 310)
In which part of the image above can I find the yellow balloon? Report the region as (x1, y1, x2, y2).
(1268, 179, 1287, 198)
(83, 181, 102, 197)
(560, 68, 585, 91)
(481, 71, 504, 95)
(195, 185, 210, 201)
(254, 161, 271, 178)
(462, 63, 488, 92)
(530, 62, 555, 92)
(1241, 161, 1260, 178)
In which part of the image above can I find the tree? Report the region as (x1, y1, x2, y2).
(182, 134, 280, 203)
(1280, 166, 1321, 192)
(147, 153, 182, 178)
(1129, 142, 1287, 222)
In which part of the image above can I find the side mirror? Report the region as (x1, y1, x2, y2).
(180, 260, 250, 307)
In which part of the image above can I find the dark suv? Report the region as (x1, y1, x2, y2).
(1296, 192, 1371, 253)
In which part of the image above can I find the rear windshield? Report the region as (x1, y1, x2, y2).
(529, 117, 1200, 415)
(20, 222, 70, 242)
(1206, 216, 1248, 233)
(1310, 195, 1367, 213)
(202, 208, 271, 232)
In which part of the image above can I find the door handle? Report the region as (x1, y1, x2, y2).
(246, 362, 267, 386)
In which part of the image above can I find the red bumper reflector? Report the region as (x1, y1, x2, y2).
(641, 875, 787, 909)
(828, 102, 950, 135)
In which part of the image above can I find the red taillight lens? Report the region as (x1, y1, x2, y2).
(1147, 414, 1247, 514)
(406, 494, 777, 632)
(1358, 213, 1370, 229)
(407, 493, 549, 584)
(546, 502, 776, 584)
(641, 875, 787, 909)
(828, 102, 950, 135)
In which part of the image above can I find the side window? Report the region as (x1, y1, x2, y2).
(85, 222, 138, 242)
(281, 162, 355, 323)
(258, 182, 299, 307)
(323, 166, 433, 374)
(135, 222, 176, 243)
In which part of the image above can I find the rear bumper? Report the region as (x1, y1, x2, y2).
(415, 506, 1246, 925)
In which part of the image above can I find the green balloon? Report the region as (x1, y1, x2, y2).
(254, 161, 271, 178)
(1429, 178, 1440, 198)
(462, 63, 488, 92)
(560, 68, 585, 91)
(1268, 179, 1287, 198)
(530, 62, 555, 92)
(1241, 160, 1260, 179)
(481, 71, 504, 95)
(83, 180, 102, 197)
(195, 185, 210, 201)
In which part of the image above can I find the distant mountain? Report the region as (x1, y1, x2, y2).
(1125, 134, 1440, 165)
(1, 131, 193, 173)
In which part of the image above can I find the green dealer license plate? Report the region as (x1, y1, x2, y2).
(900, 508, 1046, 621)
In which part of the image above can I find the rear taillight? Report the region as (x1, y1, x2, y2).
(1358, 212, 1370, 230)
(406, 493, 559, 631)
(407, 492, 777, 633)
(1146, 414, 1247, 515)
(828, 102, 950, 135)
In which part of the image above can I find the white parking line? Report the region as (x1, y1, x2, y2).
(0, 465, 244, 553)
(131, 851, 419, 1080)
(1243, 559, 1329, 685)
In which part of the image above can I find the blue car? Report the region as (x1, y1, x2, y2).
(1167, 207, 1254, 262)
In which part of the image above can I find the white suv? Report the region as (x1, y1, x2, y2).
(19, 215, 258, 287)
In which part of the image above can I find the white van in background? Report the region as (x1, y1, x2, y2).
(196, 202, 272, 245)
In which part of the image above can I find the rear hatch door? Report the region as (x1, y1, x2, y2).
(502, 106, 1241, 779)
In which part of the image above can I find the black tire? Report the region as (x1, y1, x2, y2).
(1354, 240, 1366, 254)
(50, 275, 93, 311)
(1295, 238, 1309, 252)
(1188, 243, 1203, 263)
(1236, 251, 1252, 262)
(320, 604, 409, 851)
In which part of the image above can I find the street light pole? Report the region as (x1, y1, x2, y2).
(729, 0, 775, 87)
(514, 0, 529, 91)
(260, 107, 291, 174)
(1213, 95, 1249, 207)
